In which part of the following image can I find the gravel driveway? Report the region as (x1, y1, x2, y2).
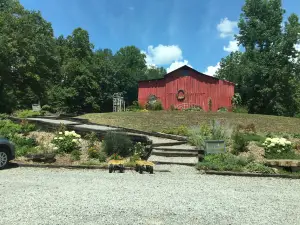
(1, 166, 300, 225)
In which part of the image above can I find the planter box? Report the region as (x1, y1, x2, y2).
(204, 140, 226, 154)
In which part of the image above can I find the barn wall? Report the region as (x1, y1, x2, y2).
(138, 68, 235, 111)
(138, 79, 166, 108)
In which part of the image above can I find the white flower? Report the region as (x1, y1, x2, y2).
(53, 147, 58, 150)
(59, 137, 63, 140)
(286, 141, 291, 145)
(76, 134, 81, 138)
(266, 138, 272, 142)
(277, 150, 281, 153)
(54, 137, 58, 140)
(59, 132, 62, 135)
(72, 139, 78, 143)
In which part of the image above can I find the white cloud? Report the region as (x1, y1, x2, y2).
(166, 60, 192, 73)
(217, 18, 238, 38)
(223, 40, 239, 52)
(295, 43, 300, 51)
(142, 44, 183, 66)
(204, 62, 220, 76)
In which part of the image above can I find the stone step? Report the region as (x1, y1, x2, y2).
(152, 149, 198, 157)
(148, 155, 198, 166)
(152, 141, 187, 147)
(153, 144, 200, 151)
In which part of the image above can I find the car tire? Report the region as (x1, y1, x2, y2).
(0, 148, 9, 170)
(109, 164, 113, 173)
(149, 166, 154, 174)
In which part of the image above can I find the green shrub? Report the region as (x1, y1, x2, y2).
(20, 120, 36, 134)
(197, 153, 250, 172)
(210, 120, 225, 140)
(161, 125, 189, 136)
(0, 119, 35, 137)
(10, 136, 38, 157)
(14, 110, 41, 118)
(52, 130, 81, 154)
(217, 107, 228, 112)
(11, 135, 37, 147)
(188, 125, 210, 148)
(127, 101, 143, 112)
(0, 120, 23, 138)
(102, 132, 133, 157)
(188, 120, 227, 148)
(16, 146, 37, 157)
(146, 100, 163, 111)
(85, 132, 99, 148)
(244, 162, 274, 174)
(41, 105, 55, 113)
(87, 146, 100, 159)
(183, 105, 203, 111)
(231, 131, 249, 155)
(292, 133, 300, 138)
(231, 93, 242, 107)
(71, 150, 81, 161)
(131, 142, 147, 160)
(98, 151, 107, 162)
(0, 114, 8, 120)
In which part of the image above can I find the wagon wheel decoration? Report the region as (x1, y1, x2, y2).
(176, 89, 185, 101)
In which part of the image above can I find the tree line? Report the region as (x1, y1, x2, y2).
(216, 0, 300, 117)
(0, 0, 165, 114)
(1, 0, 300, 117)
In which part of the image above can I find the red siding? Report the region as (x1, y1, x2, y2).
(138, 66, 235, 111)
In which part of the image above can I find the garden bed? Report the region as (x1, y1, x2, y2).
(0, 118, 152, 169)
(199, 170, 300, 179)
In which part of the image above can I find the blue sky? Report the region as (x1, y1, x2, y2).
(20, 0, 300, 75)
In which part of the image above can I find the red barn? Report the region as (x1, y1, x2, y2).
(138, 65, 235, 111)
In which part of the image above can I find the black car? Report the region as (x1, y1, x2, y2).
(0, 138, 15, 169)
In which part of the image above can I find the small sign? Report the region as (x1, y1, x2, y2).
(204, 140, 226, 154)
(32, 104, 41, 112)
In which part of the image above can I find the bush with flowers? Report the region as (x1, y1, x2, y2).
(87, 146, 100, 159)
(52, 130, 81, 153)
(263, 137, 292, 156)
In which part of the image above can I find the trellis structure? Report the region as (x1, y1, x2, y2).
(113, 92, 125, 112)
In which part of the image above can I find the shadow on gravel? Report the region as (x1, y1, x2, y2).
(5, 162, 20, 170)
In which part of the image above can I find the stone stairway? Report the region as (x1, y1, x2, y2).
(24, 117, 200, 166)
(148, 143, 200, 166)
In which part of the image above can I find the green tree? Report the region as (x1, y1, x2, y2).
(0, 0, 59, 113)
(217, 0, 300, 116)
(49, 28, 99, 113)
(143, 66, 166, 80)
(114, 46, 147, 104)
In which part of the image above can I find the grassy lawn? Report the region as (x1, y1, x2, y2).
(80, 111, 300, 134)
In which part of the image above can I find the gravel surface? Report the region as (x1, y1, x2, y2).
(1, 167, 300, 225)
